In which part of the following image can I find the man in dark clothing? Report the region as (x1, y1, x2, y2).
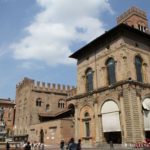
(77, 139, 81, 150)
(6, 142, 10, 150)
(68, 138, 77, 150)
(60, 140, 65, 150)
(24, 141, 31, 150)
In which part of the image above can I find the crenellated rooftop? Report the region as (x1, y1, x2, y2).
(16, 77, 76, 96)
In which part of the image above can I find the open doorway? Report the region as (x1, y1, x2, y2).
(145, 131, 150, 139)
(104, 132, 122, 144)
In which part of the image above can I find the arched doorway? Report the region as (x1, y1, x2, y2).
(101, 100, 122, 143)
(40, 129, 44, 143)
(142, 98, 150, 138)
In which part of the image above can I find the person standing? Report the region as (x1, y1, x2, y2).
(6, 142, 10, 150)
(77, 139, 81, 150)
(60, 140, 65, 150)
(41, 143, 44, 150)
(24, 141, 31, 150)
(68, 138, 77, 150)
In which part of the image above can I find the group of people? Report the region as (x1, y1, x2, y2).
(24, 142, 44, 150)
(60, 138, 81, 150)
(6, 138, 81, 150)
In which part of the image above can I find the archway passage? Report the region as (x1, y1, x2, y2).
(40, 129, 44, 143)
(101, 100, 122, 144)
(68, 104, 75, 117)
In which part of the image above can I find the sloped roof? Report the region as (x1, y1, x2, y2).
(39, 109, 72, 117)
(0, 99, 15, 105)
(70, 24, 150, 59)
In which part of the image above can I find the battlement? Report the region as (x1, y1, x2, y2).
(117, 7, 147, 24)
(16, 77, 76, 96)
(16, 77, 34, 89)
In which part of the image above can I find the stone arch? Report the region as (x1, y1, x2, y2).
(99, 98, 120, 114)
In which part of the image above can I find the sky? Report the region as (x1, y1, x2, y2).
(0, 0, 150, 99)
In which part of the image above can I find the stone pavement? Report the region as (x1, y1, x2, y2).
(0, 144, 146, 150)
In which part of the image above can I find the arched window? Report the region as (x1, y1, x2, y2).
(106, 58, 116, 85)
(84, 112, 89, 117)
(36, 98, 42, 107)
(86, 68, 93, 92)
(135, 56, 143, 82)
(58, 99, 65, 108)
(46, 104, 50, 112)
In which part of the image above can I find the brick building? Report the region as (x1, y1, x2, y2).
(14, 7, 150, 146)
(14, 78, 76, 144)
(0, 98, 15, 140)
(69, 6, 150, 146)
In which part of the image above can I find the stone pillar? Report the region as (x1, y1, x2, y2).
(94, 101, 100, 144)
(143, 63, 148, 82)
(75, 103, 79, 141)
(120, 95, 126, 143)
(122, 84, 144, 143)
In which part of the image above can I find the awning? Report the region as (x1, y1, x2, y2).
(143, 98, 150, 111)
(101, 100, 121, 132)
(143, 111, 150, 131)
(102, 112, 121, 132)
(143, 98, 150, 130)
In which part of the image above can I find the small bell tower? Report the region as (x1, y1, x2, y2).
(117, 7, 149, 33)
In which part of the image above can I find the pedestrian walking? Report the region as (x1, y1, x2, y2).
(60, 140, 65, 150)
(24, 141, 31, 150)
(6, 142, 10, 150)
(41, 143, 44, 150)
(77, 139, 81, 150)
(68, 138, 77, 150)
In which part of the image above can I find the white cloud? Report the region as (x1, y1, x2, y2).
(11, 0, 113, 66)
(19, 61, 45, 70)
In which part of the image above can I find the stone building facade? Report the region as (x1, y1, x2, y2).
(14, 77, 76, 143)
(69, 7, 150, 146)
(0, 98, 15, 140)
(14, 7, 150, 146)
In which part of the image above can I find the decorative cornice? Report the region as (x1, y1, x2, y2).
(67, 80, 150, 101)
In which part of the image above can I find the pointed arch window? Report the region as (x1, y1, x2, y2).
(106, 58, 116, 85)
(135, 56, 143, 82)
(83, 112, 91, 137)
(46, 104, 50, 112)
(86, 68, 93, 92)
(58, 99, 65, 108)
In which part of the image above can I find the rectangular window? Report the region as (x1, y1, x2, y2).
(85, 122, 90, 137)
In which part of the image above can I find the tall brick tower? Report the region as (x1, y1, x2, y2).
(117, 7, 149, 33)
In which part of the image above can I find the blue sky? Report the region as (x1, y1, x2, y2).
(0, 0, 150, 99)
